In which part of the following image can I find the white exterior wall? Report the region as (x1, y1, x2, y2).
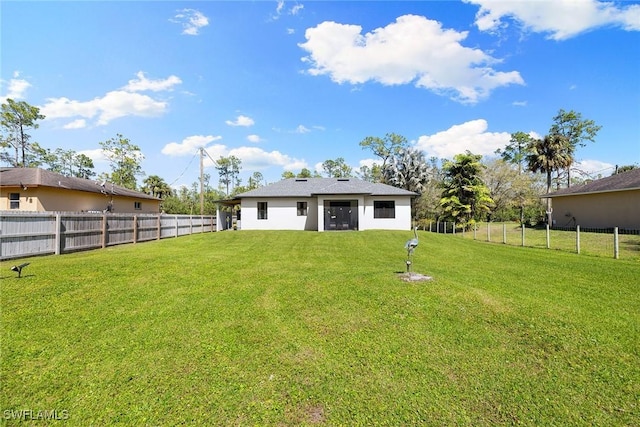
(240, 198, 318, 230)
(361, 196, 413, 230)
(241, 195, 412, 231)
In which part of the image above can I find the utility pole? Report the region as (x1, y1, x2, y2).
(200, 147, 204, 215)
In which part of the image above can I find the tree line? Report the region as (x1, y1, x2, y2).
(2, 98, 636, 222)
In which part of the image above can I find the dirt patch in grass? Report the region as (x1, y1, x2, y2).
(398, 272, 433, 282)
(305, 404, 326, 424)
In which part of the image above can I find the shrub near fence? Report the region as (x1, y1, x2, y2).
(0, 212, 216, 261)
(427, 221, 640, 261)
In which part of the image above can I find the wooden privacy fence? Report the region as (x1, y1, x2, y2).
(426, 221, 640, 260)
(0, 212, 216, 261)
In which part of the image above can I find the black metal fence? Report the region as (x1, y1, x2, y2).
(425, 221, 640, 260)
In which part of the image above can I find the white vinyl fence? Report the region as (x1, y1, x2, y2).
(0, 212, 216, 261)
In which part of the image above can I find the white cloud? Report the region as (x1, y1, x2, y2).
(313, 161, 324, 175)
(273, 1, 303, 20)
(247, 134, 263, 143)
(123, 71, 182, 92)
(575, 159, 615, 176)
(0, 71, 31, 103)
(225, 115, 255, 127)
(272, 124, 316, 134)
(41, 91, 168, 126)
(466, 0, 640, 40)
(512, 100, 527, 107)
(415, 119, 511, 159)
(63, 119, 87, 129)
(39, 72, 180, 127)
(299, 14, 524, 104)
(290, 4, 304, 15)
(77, 148, 108, 165)
(229, 146, 306, 171)
(162, 139, 307, 172)
(161, 135, 223, 156)
(528, 131, 543, 141)
(171, 9, 209, 36)
(358, 158, 381, 168)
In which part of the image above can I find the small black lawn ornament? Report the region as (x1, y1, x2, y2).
(11, 262, 30, 278)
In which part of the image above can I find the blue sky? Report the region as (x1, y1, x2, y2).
(2, 0, 639, 189)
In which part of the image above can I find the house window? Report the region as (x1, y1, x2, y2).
(297, 201, 308, 216)
(374, 201, 395, 218)
(257, 202, 268, 220)
(9, 193, 20, 209)
(134, 201, 142, 210)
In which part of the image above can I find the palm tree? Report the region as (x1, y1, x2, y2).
(142, 175, 172, 198)
(383, 147, 429, 194)
(526, 134, 571, 223)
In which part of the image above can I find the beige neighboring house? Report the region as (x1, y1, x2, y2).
(545, 168, 640, 230)
(0, 167, 160, 213)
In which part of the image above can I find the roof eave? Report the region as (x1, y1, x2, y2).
(543, 187, 640, 198)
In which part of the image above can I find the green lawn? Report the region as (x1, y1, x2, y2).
(1, 231, 638, 425)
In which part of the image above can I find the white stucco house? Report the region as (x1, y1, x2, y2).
(225, 178, 417, 231)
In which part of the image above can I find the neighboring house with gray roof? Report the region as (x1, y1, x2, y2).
(1, 168, 160, 213)
(544, 168, 640, 230)
(231, 177, 418, 231)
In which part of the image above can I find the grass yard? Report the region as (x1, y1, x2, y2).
(1, 231, 638, 425)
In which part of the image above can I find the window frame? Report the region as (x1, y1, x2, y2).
(373, 200, 395, 219)
(297, 201, 308, 216)
(9, 192, 20, 210)
(134, 201, 142, 210)
(257, 202, 268, 220)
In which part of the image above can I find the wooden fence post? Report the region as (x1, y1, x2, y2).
(614, 227, 619, 260)
(473, 224, 477, 240)
(503, 223, 507, 244)
(487, 222, 491, 242)
(175, 215, 179, 237)
(133, 215, 138, 244)
(101, 214, 108, 248)
(576, 225, 581, 254)
(157, 214, 161, 240)
(55, 214, 62, 255)
(521, 224, 525, 247)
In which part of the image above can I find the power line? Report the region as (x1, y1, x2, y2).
(168, 151, 198, 187)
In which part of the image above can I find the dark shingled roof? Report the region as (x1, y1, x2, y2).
(0, 167, 159, 200)
(234, 178, 418, 199)
(546, 168, 640, 198)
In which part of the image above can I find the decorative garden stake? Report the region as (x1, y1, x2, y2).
(404, 226, 418, 274)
